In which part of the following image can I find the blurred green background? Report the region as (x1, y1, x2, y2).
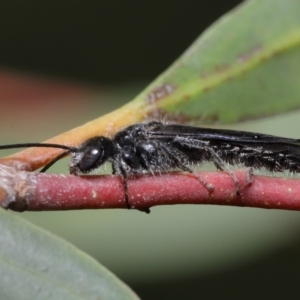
(1, 1, 300, 299)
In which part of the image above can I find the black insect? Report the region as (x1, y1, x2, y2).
(2, 121, 300, 212)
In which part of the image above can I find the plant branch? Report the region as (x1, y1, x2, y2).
(1, 164, 300, 212)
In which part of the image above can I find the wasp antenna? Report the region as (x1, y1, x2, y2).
(0, 143, 78, 152)
(40, 150, 72, 173)
(0, 142, 79, 173)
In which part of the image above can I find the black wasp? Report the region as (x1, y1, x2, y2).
(1, 121, 300, 212)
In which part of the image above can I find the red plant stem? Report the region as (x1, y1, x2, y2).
(1, 165, 300, 212)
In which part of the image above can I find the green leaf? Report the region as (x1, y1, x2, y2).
(6, 0, 300, 170)
(0, 209, 139, 300)
(130, 0, 300, 124)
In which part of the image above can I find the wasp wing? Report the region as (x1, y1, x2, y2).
(145, 123, 300, 146)
(143, 123, 300, 171)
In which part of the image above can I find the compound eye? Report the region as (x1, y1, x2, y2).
(79, 147, 103, 172)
